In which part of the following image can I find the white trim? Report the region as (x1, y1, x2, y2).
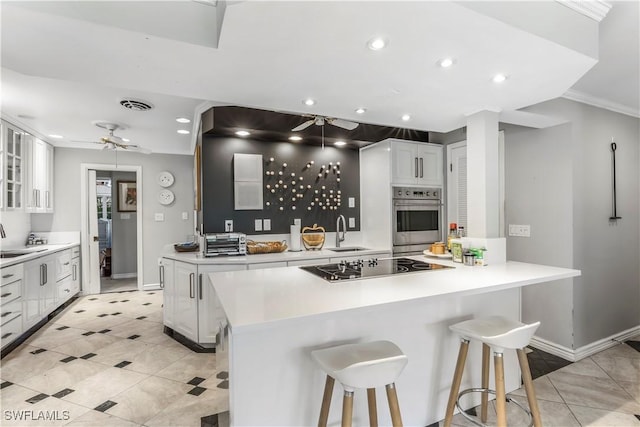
(530, 324, 640, 362)
(189, 101, 219, 154)
(110, 273, 137, 279)
(80, 163, 143, 295)
(144, 283, 162, 291)
(556, 0, 612, 22)
(563, 89, 640, 118)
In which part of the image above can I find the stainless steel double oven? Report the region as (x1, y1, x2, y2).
(392, 186, 442, 255)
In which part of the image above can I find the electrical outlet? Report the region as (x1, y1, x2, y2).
(348, 197, 355, 208)
(254, 219, 263, 232)
(348, 217, 356, 228)
(225, 220, 233, 232)
(154, 213, 164, 222)
(293, 218, 301, 226)
(508, 224, 531, 237)
(263, 219, 271, 231)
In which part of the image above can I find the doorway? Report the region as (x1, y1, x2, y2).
(81, 164, 143, 296)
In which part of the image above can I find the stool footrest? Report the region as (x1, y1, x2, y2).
(455, 388, 533, 427)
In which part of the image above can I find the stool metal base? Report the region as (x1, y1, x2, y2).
(455, 388, 533, 427)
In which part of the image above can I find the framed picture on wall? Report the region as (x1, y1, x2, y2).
(117, 181, 137, 212)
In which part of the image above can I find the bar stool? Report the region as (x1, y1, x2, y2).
(443, 316, 542, 427)
(311, 340, 408, 427)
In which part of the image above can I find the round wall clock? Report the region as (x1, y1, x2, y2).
(158, 189, 175, 205)
(157, 171, 175, 187)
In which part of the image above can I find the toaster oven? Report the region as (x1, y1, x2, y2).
(204, 233, 247, 256)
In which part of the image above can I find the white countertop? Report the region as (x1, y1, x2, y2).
(162, 246, 390, 265)
(211, 256, 580, 334)
(0, 243, 80, 268)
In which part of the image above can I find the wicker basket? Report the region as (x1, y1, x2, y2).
(246, 240, 288, 254)
(301, 224, 326, 250)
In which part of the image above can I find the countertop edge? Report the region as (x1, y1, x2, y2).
(0, 243, 80, 268)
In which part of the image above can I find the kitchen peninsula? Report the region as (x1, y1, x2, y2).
(211, 257, 580, 426)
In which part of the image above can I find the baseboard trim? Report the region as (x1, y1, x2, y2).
(110, 273, 137, 279)
(530, 325, 640, 362)
(143, 283, 161, 291)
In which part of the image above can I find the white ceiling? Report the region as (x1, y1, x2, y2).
(1, 1, 638, 155)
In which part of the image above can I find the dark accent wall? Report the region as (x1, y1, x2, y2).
(202, 136, 360, 234)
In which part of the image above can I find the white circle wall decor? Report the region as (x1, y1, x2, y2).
(158, 189, 175, 205)
(157, 171, 175, 187)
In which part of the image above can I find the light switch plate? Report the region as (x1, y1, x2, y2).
(254, 219, 263, 231)
(182, 212, 189, 220)
(263, 219, 271, 231)
(225, 220, 233, 232)
(120, 213, 130, 220)
(348, 217, 356, 228)
(508, 224, 531, 237)
(348, 197, 355, 208)
(154, 213, 164, 222)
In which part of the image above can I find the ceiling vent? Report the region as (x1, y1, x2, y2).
(120, 98, 154, 111)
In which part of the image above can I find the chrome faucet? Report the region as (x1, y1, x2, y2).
(0, 223, 5, 239)
(336, 215, 346, 247)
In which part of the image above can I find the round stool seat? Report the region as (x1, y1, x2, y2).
(449, 316, 540, 352)
(311, 340, 408, 391)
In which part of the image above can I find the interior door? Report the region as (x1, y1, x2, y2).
(87, 170, 101, 294)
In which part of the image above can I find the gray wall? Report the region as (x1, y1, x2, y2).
(31, 148, 195, 286)
(505, 98, 639, 348)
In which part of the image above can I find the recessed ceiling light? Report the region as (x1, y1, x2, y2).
(235, 130, 250, 137)
(303, 98, 316, 106)
(355, 108, 366, 114)
(177, 129, 190, 135)
(367, 37, 387, 51)
(439, 58, 454, 68)
(176, 117, 191, 124)
(401, 114, 411, 121)
(48, 134, 63, 139)
(493, 73, 507, 83)
(334, 141, 347, 146)
(289, 135, 302, 142)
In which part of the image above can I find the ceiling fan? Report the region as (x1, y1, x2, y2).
(74, 122, 151, 154)
(291, 115, 359, 132)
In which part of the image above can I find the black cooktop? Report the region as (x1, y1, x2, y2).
(300, 257, 453, 282)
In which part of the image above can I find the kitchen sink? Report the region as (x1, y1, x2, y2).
(328, 247, 369, 252)
(1, 249, 47, 259)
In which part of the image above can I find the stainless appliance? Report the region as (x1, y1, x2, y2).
(392, 186, 442, 255)
(300, 257, 452, 282)
(204, 232, 247, 256)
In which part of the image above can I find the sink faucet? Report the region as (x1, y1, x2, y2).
(336, 215, 346, 247)
(0, 223, 5, 239)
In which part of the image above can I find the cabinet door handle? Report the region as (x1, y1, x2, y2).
(2, 274, 13, 279)
(46, 190, 50, 208)
(420, 157, 424, 178)
(1, 292, 12, 298)
(40, 264, 44, 286)
(2, 332, 12, 339)
(44, 263, 48, 285)
(159, 265, 164, 288)
(72, 264, 77, 281)
(199, 274, 203, 300)
(63, 262, 70, 266)
(218, 321, 225, 351)
(414, 157, 419, 177)
(189, 273, 195, 299)
(1, 311, 11, 317)
(37, 189, 41, 208)
(33, 189, 37, 207)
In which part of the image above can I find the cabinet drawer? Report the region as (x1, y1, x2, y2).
(72, 247, 81, 259)
(56, 250, 72, 281)
(1, 316, 23, 348)
(1, 297, 22, 326)
(1, 264, 24, 283)
(57, 279, 74, 301)
(0, 280, 22, 305)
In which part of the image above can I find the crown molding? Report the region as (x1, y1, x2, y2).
(556, 0, 612, 22)
(563, 89, 640, 118)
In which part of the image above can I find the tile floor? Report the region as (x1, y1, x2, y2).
(0, 290, 228, 426)
(100, 277, 138, 294)
(1, 290, 639, 426)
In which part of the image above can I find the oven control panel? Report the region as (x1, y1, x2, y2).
(393, 186, 440, 200)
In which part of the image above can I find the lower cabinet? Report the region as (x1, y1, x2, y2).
(198, 264, 245, 344)
(174, 261, 199, 342)
(1, 264, 24, 349)
(24, 254, 56, 330)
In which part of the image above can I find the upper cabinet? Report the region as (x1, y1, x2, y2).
(2, 122, 24, 210)
(1, 120, 54, 213)
(390, 140, 443, 187)
(25, 136, 54, 213)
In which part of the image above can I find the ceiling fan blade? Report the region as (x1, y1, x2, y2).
(292, 119, 315, 132)
(328, 118, 359, 130)
(124, 144, 152, 154)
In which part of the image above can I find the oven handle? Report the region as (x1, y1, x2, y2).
(393, 201, 442, 207)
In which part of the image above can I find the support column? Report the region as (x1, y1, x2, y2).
(466, 110, 500, 238)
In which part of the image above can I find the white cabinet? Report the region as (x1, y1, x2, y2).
(23, 254, 56, 330)
(161, 258, 246, 346)
(391, 140, 443, 187)
(1, 264, 24, 349)
(55, 250, 75, 303)
(25, 137, 54, 213)
(70, 247, 81, 295)
(174, 261, 198, 342)
(2, 122, 24, 210)
(199, 264, 245, 344)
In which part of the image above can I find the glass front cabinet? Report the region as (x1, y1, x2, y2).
(2, 122, 24, 210)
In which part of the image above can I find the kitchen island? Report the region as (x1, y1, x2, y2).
(211, 256, 580, 426)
